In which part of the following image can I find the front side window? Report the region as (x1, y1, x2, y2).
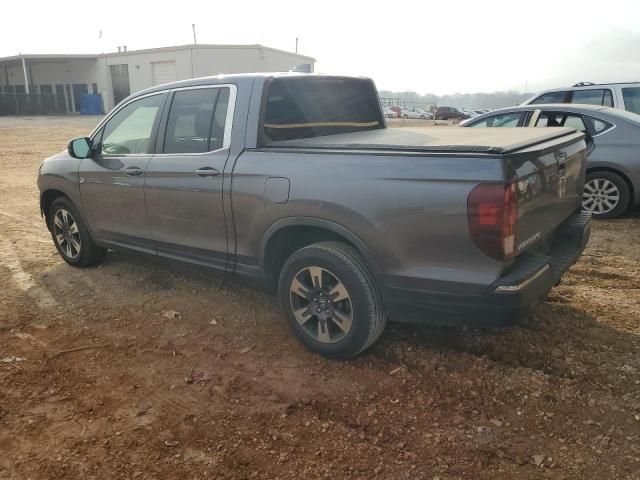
(622, 87, 640, 114)
(101, 94, 165, 155)
(163, 87, 231, 154)
(535, 113, 587, 132)
(570, 89, 613, 107)
(529, 91, 567, 104)
(470, 112, 526, 127)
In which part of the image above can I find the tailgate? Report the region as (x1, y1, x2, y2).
(509, 129, 588, 256)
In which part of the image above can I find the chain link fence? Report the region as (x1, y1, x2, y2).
(0, 93, 68, 115)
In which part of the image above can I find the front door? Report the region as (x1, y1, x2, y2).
(144, 85, 235, 270)
(79, 92, 167, 253)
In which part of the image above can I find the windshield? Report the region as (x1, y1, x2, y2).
(262, 77, 383, 143)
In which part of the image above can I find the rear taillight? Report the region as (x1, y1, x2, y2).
(467, 183, 518, 261)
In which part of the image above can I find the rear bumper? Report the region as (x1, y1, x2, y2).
(386, 211, 591, 327)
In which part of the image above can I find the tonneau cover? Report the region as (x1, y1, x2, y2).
(265, 127, 581, 155)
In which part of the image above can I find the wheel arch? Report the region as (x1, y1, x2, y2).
(40, 189, 70, 225)
(259, 217, 385, 296)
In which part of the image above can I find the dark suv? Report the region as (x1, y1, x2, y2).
(435, 106, 469, 121)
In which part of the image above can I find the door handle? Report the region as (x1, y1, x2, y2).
(194, 167, 220, 177)
(124, 166, 143, 176)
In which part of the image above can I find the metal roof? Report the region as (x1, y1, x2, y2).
(0, 44, 315, 63)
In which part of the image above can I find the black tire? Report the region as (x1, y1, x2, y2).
(278, 241, 387, 360)
(48, 197, 107, 267)
(583, 171, 631, 219)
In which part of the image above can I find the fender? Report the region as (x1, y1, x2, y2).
(259, 216, 385, 283)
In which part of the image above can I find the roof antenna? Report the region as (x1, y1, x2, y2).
(192, 24, 197, 45)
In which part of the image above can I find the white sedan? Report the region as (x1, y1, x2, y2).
(401, 108, 432, 119)
(383, 107, 398, 118)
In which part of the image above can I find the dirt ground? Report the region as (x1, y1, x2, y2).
(1, 115, 639, 480)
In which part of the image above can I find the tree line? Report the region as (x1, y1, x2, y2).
(378, 89, 535, 110)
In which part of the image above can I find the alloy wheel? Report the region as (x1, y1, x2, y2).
(582, 178, 620, 215)
(53, 208, 82, 259)
(289, 266, 354, 344)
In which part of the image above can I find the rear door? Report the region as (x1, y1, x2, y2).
(79, 92, 167, 252)
(144, 85, 235, 270)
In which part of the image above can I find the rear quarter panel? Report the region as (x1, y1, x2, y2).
(588, 122, 640, 204)
(231, 149, 508, 294)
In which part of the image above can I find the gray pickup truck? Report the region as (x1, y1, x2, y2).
(38, 73, 591, 359)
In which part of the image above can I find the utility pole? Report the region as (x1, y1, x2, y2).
(295, 37, 298, 53)
(192, 24, 197, 45)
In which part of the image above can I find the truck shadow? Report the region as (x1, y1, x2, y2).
(374, 300, 639, 390)
(41, 244, 639, 394)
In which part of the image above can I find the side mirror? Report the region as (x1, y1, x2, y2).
(68, 137, 92, 159)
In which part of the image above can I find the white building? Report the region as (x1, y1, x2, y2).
(0, 44, 315, 113)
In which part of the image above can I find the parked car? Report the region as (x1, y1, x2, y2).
(383, 106, 398, 118)
(460, 104, 640, 218)
(460, 108, 480, 118)
(523, 82, 640, 114)
(400, 107, 431, 119)
(413, 107, 433, 119)
(434, 106, 469, 120)
(38, 73, 590, 359)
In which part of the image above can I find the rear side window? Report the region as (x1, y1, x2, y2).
(535, 113, 587, 132)
(622, 87, 640, 114)
(163, 87, 231, 154)
(470, 112, 526, 127)
(263, 77, 383, 142)
(530, 91, 567, 104)
(585, 116, 615, 134)
(570, 89, 613, 107)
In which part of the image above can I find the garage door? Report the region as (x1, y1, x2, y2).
(152, 61, 177, 86)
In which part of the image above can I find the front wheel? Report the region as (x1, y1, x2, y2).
(48, 197, 107, 267)
(582, 171, 630, 219)
(278, 241, 387, 360)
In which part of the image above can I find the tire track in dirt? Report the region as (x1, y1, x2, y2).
(0, 235, 58, 310)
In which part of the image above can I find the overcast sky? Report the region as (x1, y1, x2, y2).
(2, 0, 639, 94)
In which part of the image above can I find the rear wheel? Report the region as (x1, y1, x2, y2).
(278, 241, 387, 360)
(48, 197, 107, 267)
(582, 171, 630, 219)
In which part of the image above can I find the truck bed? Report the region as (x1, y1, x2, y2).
(265, 127, 583, 155)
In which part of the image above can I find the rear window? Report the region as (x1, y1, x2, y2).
(622, 87, 640, 114)
(469, 112, 526, 127)
(262, 77, 383, 143)
(530, 91, 567, 104)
